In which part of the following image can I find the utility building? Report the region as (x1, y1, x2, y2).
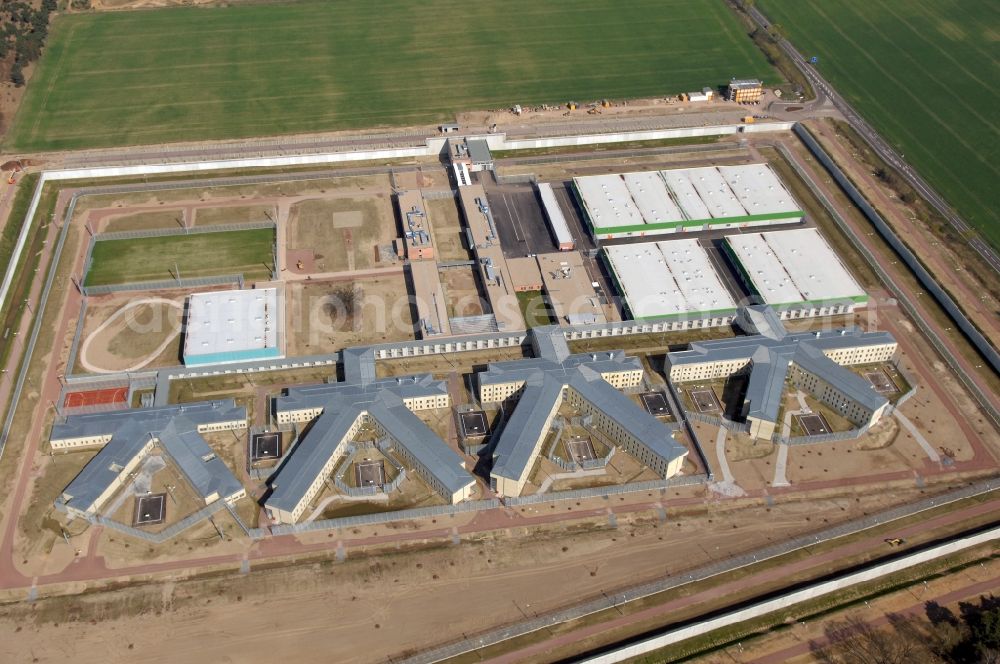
(726, 78, 763, 103)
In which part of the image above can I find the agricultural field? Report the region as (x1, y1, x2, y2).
(6, 0, 772, 151)
(84, 228, 274, 286)
(758, 0, 1000, 247)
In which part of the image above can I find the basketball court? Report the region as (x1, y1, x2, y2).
(640, 392, 671, 416)
(63, 386, 128, 409)
(795, 413, 832, 436)
(566, 436, 597, 464)
(251, 432, 282, 461)
(460, 411, 489, 438)
(355, 459, 386, 487)
(133, 493, 166, 526)
(690, 388, 721, 413)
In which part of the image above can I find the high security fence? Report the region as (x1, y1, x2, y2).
(94, 219, 275, 242)
(270, 498, 501, 536)
(402, 476, 1000, 664)
(789, 128, 999, 427)
(504, 473, 708, 507)
(54, 498, 230, 544)
(81, 273, 244, 297)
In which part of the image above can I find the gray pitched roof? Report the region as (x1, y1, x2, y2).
(56, 400, 246, 513)
(667, 327, 894, 424)
(268, 376, 474, 512)
(485, 352, 684, 484)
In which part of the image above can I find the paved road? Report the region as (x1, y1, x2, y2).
(746, 6, 1000, 275)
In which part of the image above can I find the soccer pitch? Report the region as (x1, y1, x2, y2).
(7, 0, 772, 151)
(758, 0, 1000, 247)
(83, 229, 274, 286)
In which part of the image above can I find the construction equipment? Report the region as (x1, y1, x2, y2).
(567, 101, 577, 111)
(743, 116, 755, 124)
(6, 172, 14, 185)
(601, 99, 610, 108)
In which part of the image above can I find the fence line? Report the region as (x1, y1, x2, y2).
(787, 129, 999, 427)
(94, 219, 275, 242)
(271, 498, 501, 536)
(505, 474, 708, 507)
(55, 498, 230, 544)
(402, 476, 1000, 664)
(81, 273, 244, 296)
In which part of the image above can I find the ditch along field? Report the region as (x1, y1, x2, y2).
(83, 228, 274, 286)
(6, 0, 772, 151)
(758, 0, 1000, 247)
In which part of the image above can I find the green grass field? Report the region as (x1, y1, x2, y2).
(7, 0, 772, 151)
(83, 228, 274, 286)
(758, 0, 1000, 247)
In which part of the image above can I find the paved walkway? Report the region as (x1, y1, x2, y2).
(893, 410, 942, 463)
(709, 427, 745, 498)
(772, 444, 790, 488)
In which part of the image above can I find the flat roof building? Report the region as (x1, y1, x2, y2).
(537, 252, 607, 325)
(408, 260, 451, 337)
(603, 239, 738, 321)
(267, 353, 475, 524)
(183, 288, 283, 367)
(573, 164, 802, 241)
(537, 183, 575, 251)
(396, 190, 435, 261)
(666, 307, 897, 440)
(53, 400, 247, 519)
(723, 228, 868, 317)
(479, 328, 688, 497)
(507, 256, 544, 292)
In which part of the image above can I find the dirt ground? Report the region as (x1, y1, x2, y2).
(426, 196, 470, 261)
(286, 194, 397, 273)
(284, 274, 416, 356)
(0, 481, 961, 664)
(439, 267, 486, 318)
(74, 293, 185, 373)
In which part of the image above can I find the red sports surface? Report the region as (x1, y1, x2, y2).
(63, 387, 128, 408)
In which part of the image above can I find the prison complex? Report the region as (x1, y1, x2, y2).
(478, 329, 688, 496)
(265, 348, 475, 524)
(666, 306, 897, 440)
(53, 401, 247, 518)
(573, 164, 801, 240)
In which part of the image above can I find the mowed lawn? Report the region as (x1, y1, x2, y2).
(84, 229, 274, 286)
(7, 0, 772, 151)
(759, 0, 1000, 247)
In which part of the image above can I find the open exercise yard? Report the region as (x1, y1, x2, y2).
(84, 228, 275, 286)
(75, 294, 185, 373)
(287, 195, 397, 274)
(284, 274, 415, 356)
(439, 268, 486, 318)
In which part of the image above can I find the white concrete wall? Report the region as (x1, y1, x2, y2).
(579, 524, 1000, 663)
(0, 121, 794, 316)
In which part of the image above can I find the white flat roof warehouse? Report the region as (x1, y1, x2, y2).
(573, 174, 644, 229)
(604, 240, 737, 319)
(725, 228, 867, 306)
(185, 288, 279, 358)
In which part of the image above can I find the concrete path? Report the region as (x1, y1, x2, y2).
(304, 491, 389, 523)
(893, 410, 942, 463)
(772, 444, 790, 487)
(103, 455, 166, 516)
(537, 468, 607, 494)
(709, 427, 746, 497)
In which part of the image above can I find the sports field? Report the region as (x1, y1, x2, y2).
(7, 0, 772, 151)
(758, 0, 1000, 247)
(84, 229, 274, 286)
